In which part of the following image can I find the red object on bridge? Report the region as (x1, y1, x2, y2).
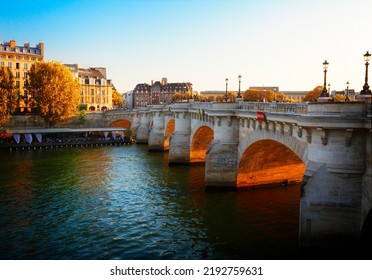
(256, 111, 266, 121)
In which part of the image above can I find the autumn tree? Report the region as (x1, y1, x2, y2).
(243, 89, 274, 102)
(172, 92, 182, 103)
(0, 66, 18, 126)
(302, 86, 323, 102)
(26, 62, 80, 127)
(228, 91, 237, 102)
(112, 89, 124, 108)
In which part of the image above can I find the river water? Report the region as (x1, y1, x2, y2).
(0, 145, 301, 260)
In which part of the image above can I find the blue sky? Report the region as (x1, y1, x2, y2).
(1, 0, 371, 93)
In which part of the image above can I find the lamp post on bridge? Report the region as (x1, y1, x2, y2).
(238, 75, 242, 98)
(225, 78, 229, 102)
(320, 60, 329, 97)
(345, 81, 350, 101)
(360, 51, 371, 95)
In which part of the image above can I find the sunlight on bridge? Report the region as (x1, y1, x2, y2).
(190, 126, 214, 164)
(164, 119, 175, 150)
(110, 119, 131, 128)
(237, 140, 306, 188)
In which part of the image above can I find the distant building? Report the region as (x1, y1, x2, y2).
(199, 90, 226, 101)
(249, 86, 279, 92)
(282, 91, 307, 102)
(123, 90, 133, 110)
(133, 78, 192, 108)
(331, 89, 356, 100)
(65, 64, 113, 111)
(0, 39, 44, 112)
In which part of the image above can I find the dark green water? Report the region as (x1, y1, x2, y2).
(0, 145, 300, 259)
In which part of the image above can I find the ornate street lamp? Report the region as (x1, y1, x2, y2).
(238, 75, 242, 98)
(345, 81, 350, 101)
(320, 60, 329, 97)
(360, 51, 371, 95)
(225, 78, 229, 101)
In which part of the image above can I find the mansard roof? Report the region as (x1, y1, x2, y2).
(78, 67, 106, 79)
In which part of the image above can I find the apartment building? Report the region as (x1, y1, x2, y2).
(133, 78, 193, 108)
(65, 64, 113, 111)
(0, 40, 44, 112)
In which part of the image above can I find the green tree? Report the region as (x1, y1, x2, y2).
(0, 66, 18, 126)
(26, 62, 80, 127)
(303, 86, 323, 102)
(112, 89, 124, 108)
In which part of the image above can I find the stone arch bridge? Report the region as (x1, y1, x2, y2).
(102, 101, 371, 249)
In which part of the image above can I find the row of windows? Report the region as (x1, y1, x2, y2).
(0, 61, 29, 70)
(81, 78, 107, 86)
(0, 54, 41, 61)
(80, 89, 107, 95)
(1, 46, 41, 55)
(80, 97, 107, 103)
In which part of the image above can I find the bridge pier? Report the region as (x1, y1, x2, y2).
(148, 106, 167, 151)
(136, 110, 151, 144)
(299, 128, 366, 248)
(205, 114, 240, 190)
(169, 104, 191, 164)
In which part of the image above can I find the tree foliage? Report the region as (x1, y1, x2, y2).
(243, 89, 275, 102)
(112, 89, 124, 107)
(302, 86, 323, 102)
(0, 66, 17, 126)
(26, 61, 80, 127)
(172, 92, 182, 103)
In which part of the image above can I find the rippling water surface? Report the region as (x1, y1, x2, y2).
(0, 145, 300, 259)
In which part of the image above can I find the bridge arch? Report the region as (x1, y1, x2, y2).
(109, 119, 132, 128)
(190, 126, 214, 164)
(237, 139, 306, 188)
(239, 129, 308, 164)
(164, 118, 175, 150)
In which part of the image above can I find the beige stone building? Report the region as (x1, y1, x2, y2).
(0, 40, 44, 112)
(65, 64, 113, 111)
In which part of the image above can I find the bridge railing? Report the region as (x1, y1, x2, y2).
(240, 102, 308, 114)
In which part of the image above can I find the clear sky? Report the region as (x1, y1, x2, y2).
(1, 0, 371, 93)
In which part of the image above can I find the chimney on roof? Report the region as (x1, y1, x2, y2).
(161, 77, 167, 86)
(151, 80, 154, 86)
(24, 42, 30, 48)
(10, 40, 16, 48)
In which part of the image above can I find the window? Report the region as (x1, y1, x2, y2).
(16, 81, 20, 88)
(23, 72, 28, 78)
(16, 63, 20, 69)
(90, 97, 94, 103)
(8, 62, 12, 68)
(0, 62, 4, 67)
(16, 56, 21, 60)
(24, 63, 28, 70)
(15, 72, 20, 78)
(91, 89, 94, 95)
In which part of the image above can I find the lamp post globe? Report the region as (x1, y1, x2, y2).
(360, 51, 371, 95)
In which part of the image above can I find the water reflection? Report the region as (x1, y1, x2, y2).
(0, 145, 300, 259)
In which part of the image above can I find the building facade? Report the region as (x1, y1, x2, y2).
(0, 40, 44, 112)
(65, 64, 113, 111)
(133, 78, 193, 108)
